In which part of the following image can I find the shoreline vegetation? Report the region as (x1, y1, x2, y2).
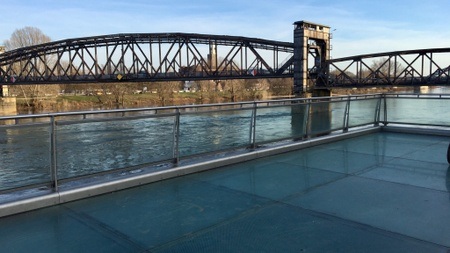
(5, 79, 293, 115)
(3, 79, 413, 115)
(15, 91, 250, 114)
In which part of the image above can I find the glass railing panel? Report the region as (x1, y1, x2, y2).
(309, 101, 333, 136)
(385, 97, 450, 126)
(0, 125, 51, 191)
(348, 98, 379, 127)
(178, 109, 253, 157)
(56, 116, 175, 180)
(307, 100, 349, 135)
(7, 94, 450, 191)
(329, 100, 347, 131)
(255, 104, 306, 142)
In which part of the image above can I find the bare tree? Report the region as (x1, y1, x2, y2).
(370, 58, 404, 76)
(4, 27, 51, 49)
(244, 79, 263, 100)
(151, 81, 179, 106)
(223, 79, 245, 102)
(329, 68, 356, 84)
(4, 27, 53, 108)
(268, 78, 293, 96)
(196, 80, 217, 104)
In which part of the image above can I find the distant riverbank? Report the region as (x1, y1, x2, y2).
(13, 90, 270, 115)
(5, 86, 448, 116)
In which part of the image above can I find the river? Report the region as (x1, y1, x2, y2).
(1, 87, 450, 191)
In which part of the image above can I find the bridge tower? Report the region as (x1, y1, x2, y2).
(293, 21, 331, 96)
(0, 46, 9, 97)
(0, 45, 16, 117)
(208, 42, 218, 71)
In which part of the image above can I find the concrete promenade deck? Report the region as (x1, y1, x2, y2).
(1, 129, 450, 252)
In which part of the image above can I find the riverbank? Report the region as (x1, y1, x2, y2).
(2, 86, 439, 116)
(12, 91, 260, 115)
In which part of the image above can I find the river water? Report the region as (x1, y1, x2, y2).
(0, 104, 297, 190)
(1, 87, 450, 191)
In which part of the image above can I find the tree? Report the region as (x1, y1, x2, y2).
(244, 79, 269, 100)
(151, 81, 179, 106)
(329, 68, 356, 84)
(193, 80, 209, 104)
(4, 27, 53, 108)
(268, 78, 292, 97)
(4, 27, 51, 49)
(223, 79, 245, 102)
(366, 58, 404, 81)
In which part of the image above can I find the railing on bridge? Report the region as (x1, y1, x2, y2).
(1, 93, 450, 194)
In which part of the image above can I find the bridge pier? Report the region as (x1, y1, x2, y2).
(0, 85, 16, 119)
(292, 22, 332, 137)
(1, 85, 9, 97)
(311, 89, 331, 97)
(293, 21, 331, 97)
(0, 45, 16, 119)
(0, 96, 16, 110)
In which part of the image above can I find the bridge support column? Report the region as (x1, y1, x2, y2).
(208, 42, 218, 71)
(292, 22, 332, 138)
(311, 89, 331, 97)
(0, 96, 17, 120)
(0, 46, 7, 98)
(0, 46, 15, 118)
(1, 85, 9, 97)
(293, 27, 309, 95)
(293, 21, 331, 97)
(0, 85, 16, 119)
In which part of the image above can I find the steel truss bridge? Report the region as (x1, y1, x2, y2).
(0, 33, 294, 84)
(1, 32, 450, 90)
(324, 48, 450, 88)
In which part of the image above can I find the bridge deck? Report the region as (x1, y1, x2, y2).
(1, 130, 449, 252)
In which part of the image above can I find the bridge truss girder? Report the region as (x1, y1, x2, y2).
(0, 33, 294, 85)
(322, 48, 450, 88)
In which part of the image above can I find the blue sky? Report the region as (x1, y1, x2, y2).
(1, 0, 449, 58)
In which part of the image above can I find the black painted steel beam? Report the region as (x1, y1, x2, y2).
(325, 47, 450, 87)
(1, 32, 450, 89)
(0, 33, 294, 85)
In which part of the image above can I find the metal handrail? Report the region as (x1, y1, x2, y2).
(0, 93, 385, 122)
(2, 93, 450, 194)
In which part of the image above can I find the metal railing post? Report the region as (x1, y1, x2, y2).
(172, 108, 181, 164)
(382, 94, 388, 125)
(343, 96, 350, 132)
(50, 116, 58, 192)
(249, 102, 257, 149)
(304, 100, 311, 139)
(374, 95, 382, 126)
